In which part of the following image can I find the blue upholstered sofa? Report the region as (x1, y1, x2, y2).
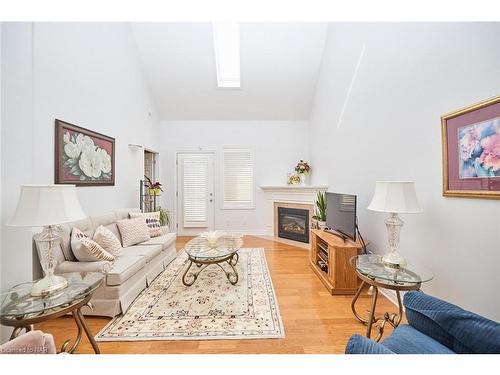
(345, 291, 500, 354)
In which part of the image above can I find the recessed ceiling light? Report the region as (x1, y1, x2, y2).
(212, 22, 241, 88)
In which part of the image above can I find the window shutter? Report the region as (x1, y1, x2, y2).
(223, 148, 254, 209)
(182, 154, 209, 227)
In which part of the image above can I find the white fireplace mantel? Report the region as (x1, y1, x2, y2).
(259, 185, 328, 193)
(259, 185, 328, 236)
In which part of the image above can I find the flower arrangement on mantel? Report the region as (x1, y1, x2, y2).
(295, 160, 311, 175)
(144, 176, 163, 196)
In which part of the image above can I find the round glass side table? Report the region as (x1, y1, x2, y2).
(350, 254, 433, 342)
(0, 272, 103, 354)
(183, 234, 243, 286)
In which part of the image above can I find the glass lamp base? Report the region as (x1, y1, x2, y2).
(382, 251, 407, 270)
(30, 275, 68, 297)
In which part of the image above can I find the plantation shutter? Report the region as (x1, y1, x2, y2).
(223, 148, 254, 209)
(182, 154, 209, 227)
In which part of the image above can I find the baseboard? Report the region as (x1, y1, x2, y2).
(379, 288, 407, 312)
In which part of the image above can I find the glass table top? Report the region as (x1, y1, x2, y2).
(0, 272, 103, 319)
(185, 233, 243, 260)
(353, 254, 434, 286)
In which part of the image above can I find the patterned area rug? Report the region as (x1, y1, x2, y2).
(95, 248, 285, 341)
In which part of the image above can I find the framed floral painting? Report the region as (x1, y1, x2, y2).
(55, 119, 115, 186)
(441, 95, 500, 199)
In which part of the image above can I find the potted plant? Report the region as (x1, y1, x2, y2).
(315, 191, 327, 229)
(156, 207, 170, 227)
(294, 160, 311, 185)
(144, 176, 163, 196)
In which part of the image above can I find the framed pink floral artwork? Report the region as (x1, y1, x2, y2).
(55, 119, 115, 186)
(441, 95, 500, 199)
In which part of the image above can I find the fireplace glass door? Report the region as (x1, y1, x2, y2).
(277, 207, 309, 243)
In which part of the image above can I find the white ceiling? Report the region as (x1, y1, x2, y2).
(131, 23, 328, 121)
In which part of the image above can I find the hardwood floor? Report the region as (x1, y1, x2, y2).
(35, 236, 397, 354)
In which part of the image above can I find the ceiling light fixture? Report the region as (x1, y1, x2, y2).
(212, 22, 241, 88)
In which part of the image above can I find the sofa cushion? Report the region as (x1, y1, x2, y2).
(139, 233, 176, 251)
(382, 324, 455, 354)
(345, 334, 395, 354)
(117, 217, 151, 247)
(404, 291, 500, 354)
(121, 244, 162, 263)
(114, 208, 140, 221)
(106, 255, 146, 286)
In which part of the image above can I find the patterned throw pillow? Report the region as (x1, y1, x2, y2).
(117, 217, 151, 247)
(129, 212, 162, 238)
(93, 225, 122, 257)
(70, 227, 115, 262)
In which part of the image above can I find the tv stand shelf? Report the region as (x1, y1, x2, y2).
(310, 229, 365, 295)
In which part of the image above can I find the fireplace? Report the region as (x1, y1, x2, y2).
(277, 207, 309, 243)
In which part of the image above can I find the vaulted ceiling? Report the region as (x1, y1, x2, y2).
(131, 23, 328, 121)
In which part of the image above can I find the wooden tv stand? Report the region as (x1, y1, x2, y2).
(310, 229, 365, 295)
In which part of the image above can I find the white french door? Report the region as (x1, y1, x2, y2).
(176, 152, 215, 235)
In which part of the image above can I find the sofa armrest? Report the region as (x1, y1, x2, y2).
(345, 334, 395, 354)
(56, 260, 113, 274)
(404, 291, 500, 354)
(0, 331, 56, 354)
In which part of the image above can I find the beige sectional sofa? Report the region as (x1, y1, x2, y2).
(33, 208, 177, 317)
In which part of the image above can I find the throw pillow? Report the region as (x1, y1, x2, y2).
(129, 212, 162, 238)
(117, 217, 151, 247)
(93, 225, 123, 256)
(70, 227, 115, 262)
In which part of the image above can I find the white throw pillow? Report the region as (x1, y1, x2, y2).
(117, 217, 151, 247)
(93, 225, 122, 256)
(129, 212, 162, 238)
(71, 227, 115, 262)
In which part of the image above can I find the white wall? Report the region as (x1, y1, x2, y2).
(159, 121, 309, 234)
(309, 23, 500, 320)
(1, 23, 160, 297)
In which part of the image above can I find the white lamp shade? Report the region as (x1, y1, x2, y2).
(367, 181, 422, 213)
(7, 185, 87, 227)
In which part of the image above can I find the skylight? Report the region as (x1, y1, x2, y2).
(212, 22, 241, 88)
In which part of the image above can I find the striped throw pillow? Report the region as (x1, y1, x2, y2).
(71, 228, 115, 262)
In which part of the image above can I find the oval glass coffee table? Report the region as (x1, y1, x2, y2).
(0, 272, 103, 353)
(183, 234, 243, 286)
(350, 254, 433, 342)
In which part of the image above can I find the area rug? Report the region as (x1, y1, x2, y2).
(95, 248, 285, 341)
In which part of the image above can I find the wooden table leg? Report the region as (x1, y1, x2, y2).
(77, 308, 100, 354)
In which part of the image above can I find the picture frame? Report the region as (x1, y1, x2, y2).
(441, 95, 500, 199)
(55, 119, 115, 186)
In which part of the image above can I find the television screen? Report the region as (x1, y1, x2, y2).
(325, 192, 357, 241)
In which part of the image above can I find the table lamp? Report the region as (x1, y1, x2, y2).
(7, 185, 86, 296)
(367, 181, 422, 269)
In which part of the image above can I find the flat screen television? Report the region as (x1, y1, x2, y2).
(325, 192, 357, 241)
